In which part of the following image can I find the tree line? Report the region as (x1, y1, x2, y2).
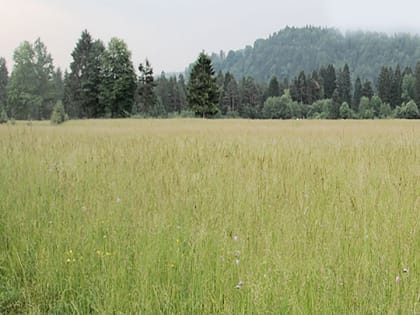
(0, 30, 419, 123)
(209, 26, 420, 82)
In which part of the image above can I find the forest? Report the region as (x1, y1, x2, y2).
(0, 27, 420, 122)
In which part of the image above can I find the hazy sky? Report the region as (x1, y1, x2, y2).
(2, 0, 420, 73)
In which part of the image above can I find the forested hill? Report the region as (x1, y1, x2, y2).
(209, 26, 420, 82)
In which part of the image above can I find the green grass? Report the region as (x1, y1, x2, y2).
(0, 119, 419, 314)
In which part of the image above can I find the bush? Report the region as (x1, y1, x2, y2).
(50, 101, 68, 125)
(339, 102, 354, 119)
(395, 101, 419, 119)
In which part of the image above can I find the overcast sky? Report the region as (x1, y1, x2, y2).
(2, 0, 420, 73)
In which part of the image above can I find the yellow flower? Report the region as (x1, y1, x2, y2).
(96, 250, 102, 256)
(105, 252, 112, 256)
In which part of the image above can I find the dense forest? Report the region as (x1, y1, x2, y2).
(0, 27, 419, 122)
(209, 26, 420, 82)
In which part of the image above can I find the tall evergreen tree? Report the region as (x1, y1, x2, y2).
(137, 59, 157, 115)
(361, 80, 374, 99)
(0, 58, 8, 109)
(321, 64, 337, 99)
(267, 76, 280, 97)
(337, 64, 352, 105)
(187, 52, 219, 117)
(239, 76, 262, 118)
(352, 77, 362, 112)
(414, 62, 420, 105)
(99, 38, 136, 118)
(390, 65, 402, 108)
(177, 74, 188, 112)
(64, 30, 105, 118)
(377, 66, 392, 104)
(220, 72, 239, 113)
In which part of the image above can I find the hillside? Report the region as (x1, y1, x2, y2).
(209, 26, 420, 82)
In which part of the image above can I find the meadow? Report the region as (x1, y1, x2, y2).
(0, 119, 419, 314)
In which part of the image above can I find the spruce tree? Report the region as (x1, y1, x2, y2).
(65, 30, 104, 118)
(377, 66, 392, 104)
(187, 52, 219, 117)
(267, 76, 280, 97)
(338, 64, 351, 105)
(390, 65, 402, 108)
(352, 77, 362, 112)
(0, 58, 8, 109)
(137, 59, 157, 115)
(362, 80, 374, 99)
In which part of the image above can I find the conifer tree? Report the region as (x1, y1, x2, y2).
(187, 52, 219, 117)
(0, 58, 8, 109)
(352, 77, 362, 112)
(137, 59, 157, 115)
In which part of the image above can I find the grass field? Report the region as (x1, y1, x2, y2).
(0, 119, 419, 314)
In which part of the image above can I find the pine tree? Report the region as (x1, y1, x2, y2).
(337, 64, 351, 105)
(352, 77, 362, 112)
(414, 62, 420, 105)
(361, 80, 374, 99)
(377, 66, 392, 104)
(267, 76, 280, 97)
(137, 59, 157, 115)
(321, 64, 337, 99)
(64, 30, 105, 118)
(0, 58, 8, 109)
(187, 52, 219, 117)
(390, 65, 402, 108)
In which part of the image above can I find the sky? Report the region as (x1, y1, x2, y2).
(2, 0, 420, 74)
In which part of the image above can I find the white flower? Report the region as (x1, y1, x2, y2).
(396, 275, 401, 283)
(116, 197, 122, 203)
(235, 281, 244, 289)
(233, 235, 238, 241)
(235, 258, 240, 265)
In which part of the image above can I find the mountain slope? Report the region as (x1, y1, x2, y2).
(210, 26, 420, 82)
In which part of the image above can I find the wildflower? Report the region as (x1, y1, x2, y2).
(235, 281, 244, 289)
(66, 258, 71, 263)
(116, 197, 122, 203)
(396, 275, 401, 283)
(96, 250, 102, 256)
(263, 274, 267, 279)
(403, 268, 409, 274)
(176, 239, 180, 244)
(105, 252, 112, 256)
(233, 235, 238, 241)
(235, 258, 240, 265)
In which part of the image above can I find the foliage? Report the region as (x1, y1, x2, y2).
(209, 26, 420, 82)
(0, 58, 8, 108)
(137, 59, 157, 115)
(395, 100, 420, 119)
(7, 39, 56, 120)
(50, 100, 68, 124)
(263, 91, 294, 119)
(339, 102, 354, 119)
(187, 52, 219, 117)
(64, 31, 105, 118)
(99, 38, 136, 118)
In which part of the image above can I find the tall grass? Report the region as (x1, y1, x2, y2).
(0, 119, 419, 314)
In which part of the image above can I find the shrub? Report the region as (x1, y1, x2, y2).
(50, 101, 68, 125)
